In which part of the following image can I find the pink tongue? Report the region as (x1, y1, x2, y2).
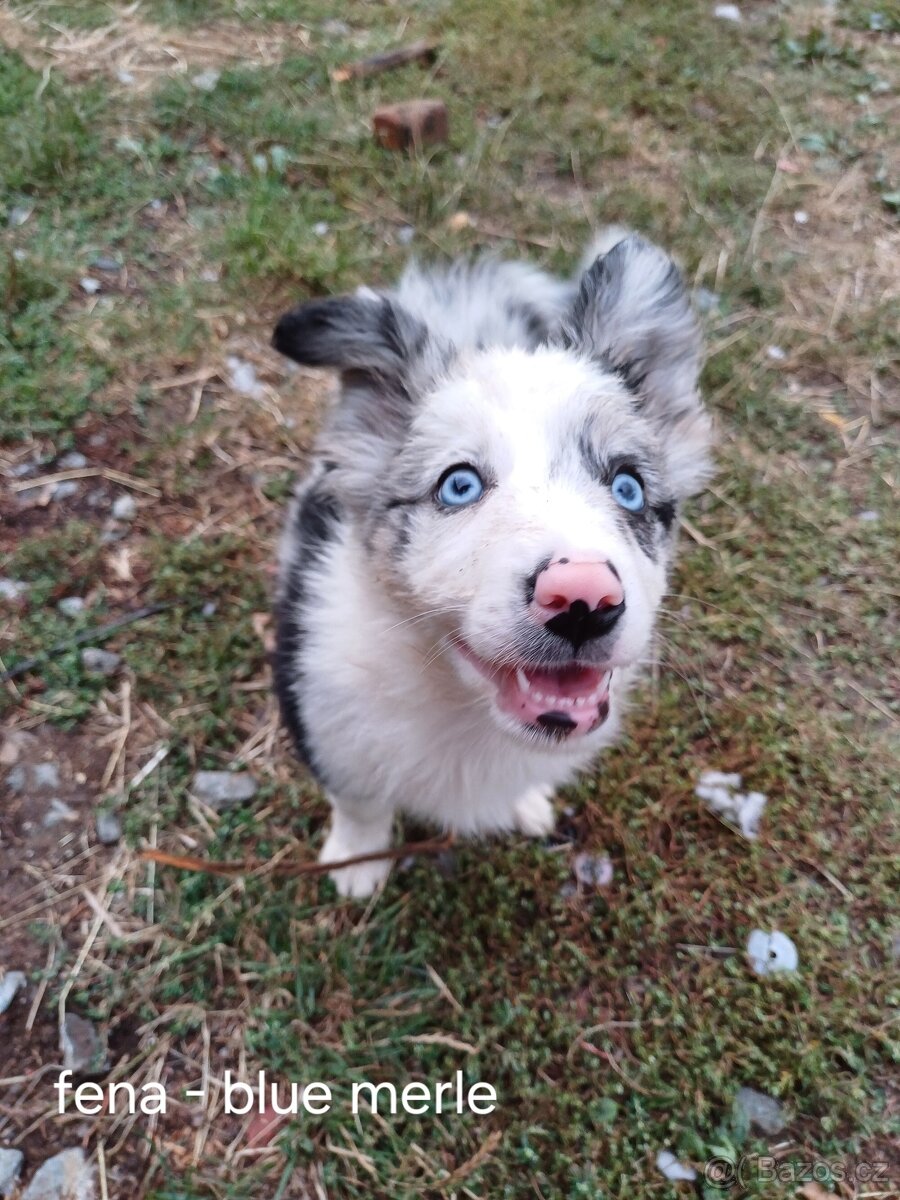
(525, 664, 604, 699)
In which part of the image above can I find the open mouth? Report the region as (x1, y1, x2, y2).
(454, 641, 612, 739)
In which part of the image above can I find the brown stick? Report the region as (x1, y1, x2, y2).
(331, 39, 438, 83)
(139, 834, 455, 879)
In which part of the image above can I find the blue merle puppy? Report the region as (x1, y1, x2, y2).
(271, 230, 712, 896)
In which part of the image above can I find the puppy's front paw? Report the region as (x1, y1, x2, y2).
(514, 787, 556, 838)
(319, 818, 392, 899)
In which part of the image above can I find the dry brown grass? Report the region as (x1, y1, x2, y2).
(0, 2, 311, 90)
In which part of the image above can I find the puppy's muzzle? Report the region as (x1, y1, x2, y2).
(530, 559, 625, 652)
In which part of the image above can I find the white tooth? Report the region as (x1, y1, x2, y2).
(533, 691, 544, 702)
(574, 697, 586, 707)
(516, 667, 529, 692)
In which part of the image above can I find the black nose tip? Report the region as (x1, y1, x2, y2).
(544, 598, 625, 652)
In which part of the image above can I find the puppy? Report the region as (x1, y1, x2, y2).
(271, 231, 712, 897)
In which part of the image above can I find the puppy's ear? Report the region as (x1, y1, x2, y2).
(565, 235, 712, 496)
(273, 292, 426, 381)
(273, 291, 450, 444)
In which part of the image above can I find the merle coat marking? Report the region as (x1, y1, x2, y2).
(272, 231, 713, 896)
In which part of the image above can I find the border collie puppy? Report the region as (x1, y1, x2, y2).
(271, 230, 712, 897)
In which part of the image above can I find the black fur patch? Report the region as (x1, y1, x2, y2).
(273, 484, 342, 781)
(505, 301, 550, 346)
(523, 556, 553, 605)
(652, 499, 677, 532)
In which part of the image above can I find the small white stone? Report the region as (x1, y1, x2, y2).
(397, 224, 416, 245)
(0, 579, 29, 602)
(61, 1013, 108, 1074)
(81, 647, 122, 676)
(0, 972, 27, 1016)
(51, 480, 79, 501)
(0, 1147, 24, 1197)
(112, 493, 137, 521)
(226, 356, 264, 399)
(747, 929, 799, 975)
(766, 344, 787, 361)
(117, 69, 135, 85)
(43, 799, 79, 828)
(713, 3, 742, 21)
(58, 597, 86, 617)
(34, 762, 61, 790)
(191, 770, 258, 810)
(793, 209, 809, 225)
(21, 1148, 94, 1200)
(79, 277, 101, 295)
(312, 221, 330, 237)
(95, 811, 122, 845)
(191, 67, 220, 92)
(656, 1150, 697, 1181)
(857, 510, 879, 522)
(573, 852, 614, 888)
(58, 451, 87, 470)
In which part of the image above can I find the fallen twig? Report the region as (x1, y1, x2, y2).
(1, 603, 173, 683)
(331, 39, 438, 83)
(140, 833, 455, 879)
(9, 466, 161, 496)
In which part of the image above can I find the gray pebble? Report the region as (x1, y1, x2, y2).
(857, 510, 879, 522)
(191, 67, 220, 92)
(397, 225, 416, 246)
(111, 493, 137, 521)
(58, 597, 86, 617)
(191, 770, 258, 810)
(51, 480, 79, 501)
(202, 601, 217, 617)
(0, 1147, 24, 1198)
(0, 972, 27, 1016)
(43, 799, 79, 828)
(91, 256, 122, 272)
(9, 461, 39, 478)
(60, 1013, 108, 1075)
(8, 205, 33, 228)
(81, 647, 122, 676)
(734, 1086, 787, 1135)
(695, 287, 721, 313)
(34, 762, 61, 790)
(5, 765, 26, 793)
(58, 451, 88, 470)
(95, 811, 122, 845)
(0, 579, 29, 602)
(21, 1148, 95, 1200)
(573, 852, 613, 888)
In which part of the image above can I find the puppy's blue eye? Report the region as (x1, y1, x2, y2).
(611, 471, 645, 512)
(437, 465, 484, 508)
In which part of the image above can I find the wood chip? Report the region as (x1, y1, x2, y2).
(332, 39, 438, 83)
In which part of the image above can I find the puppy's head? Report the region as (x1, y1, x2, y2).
(274, 236, 712, 746)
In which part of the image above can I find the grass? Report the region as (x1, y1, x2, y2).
(1, 0, 897, 1197)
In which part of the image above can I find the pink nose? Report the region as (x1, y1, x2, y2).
(532, 559, 624, 618)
